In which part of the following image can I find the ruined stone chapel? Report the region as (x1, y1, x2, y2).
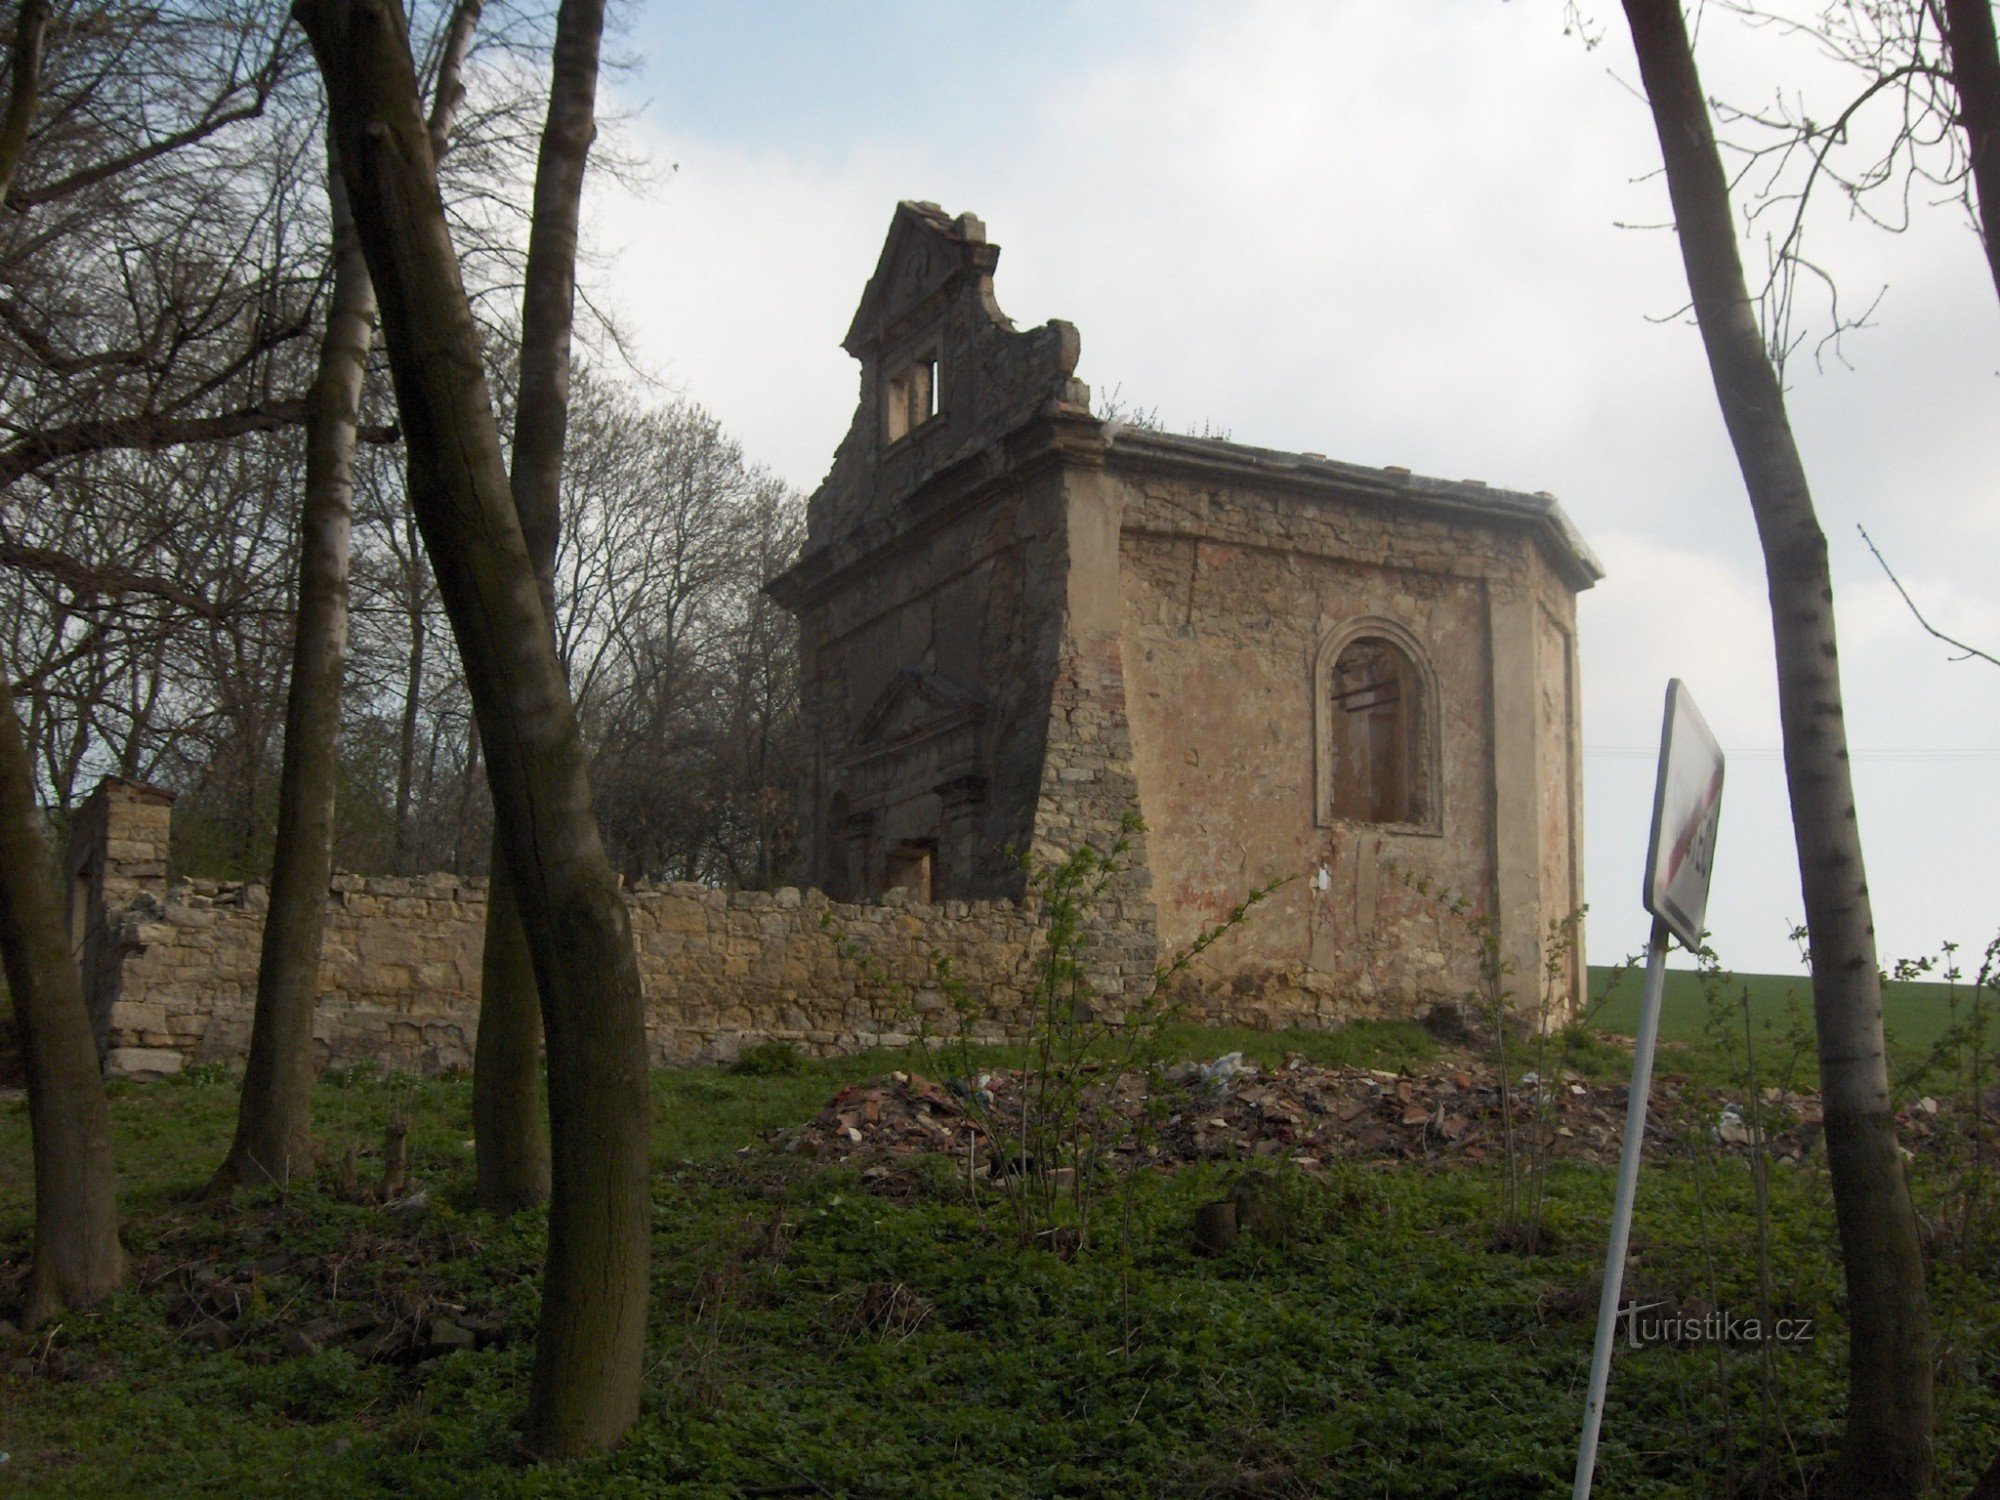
(769, 202, 1602, 1019)
(73, 202, 1605, 1083)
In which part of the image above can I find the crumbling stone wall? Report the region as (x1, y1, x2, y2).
(98, 871, 486, 1080)
(73, 778, 1093, 1080)
(71, 747, 1508, 1086)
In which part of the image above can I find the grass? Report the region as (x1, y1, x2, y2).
(3, 1020, 1998, 1497)
(1589, 962, 1969, 1066)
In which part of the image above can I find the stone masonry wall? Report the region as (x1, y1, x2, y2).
(1107, 438, 1592, 1023)
(98, 872, 1065, 1080)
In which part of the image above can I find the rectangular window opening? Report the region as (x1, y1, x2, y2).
(881, 351, 941, 447)
(886, 842, 935, 904)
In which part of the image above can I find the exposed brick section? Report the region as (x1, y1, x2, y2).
(1031, 633, 1159, 1001)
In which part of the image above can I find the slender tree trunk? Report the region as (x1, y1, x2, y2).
(0, 0, 48, 193)
(295, 0, 649, 1457)
(0, 0, 124, 1332)
(392, 587, 424, 872)
(1622, 4, 1933, 1493)
(207, 156, 377, 1196)
(0, 649, 126, 1327)
(471, 0, 603, 1217)
(1942, 0, 2000, 308)
(473, 854, 547, 1210)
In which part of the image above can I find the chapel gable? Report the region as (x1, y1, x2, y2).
(807, 201, 1091, 544)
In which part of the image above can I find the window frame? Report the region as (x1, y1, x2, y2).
(1312, 616, 1442, 834)
(880, 348, 941, 447)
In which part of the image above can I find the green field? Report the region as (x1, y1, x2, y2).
(1588, 963, 1984, 1085)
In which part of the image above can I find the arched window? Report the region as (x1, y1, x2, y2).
(1329, 638, 1411, 822)
(1315, 620, 1437, 830)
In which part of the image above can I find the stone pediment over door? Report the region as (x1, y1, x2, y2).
(839, 670, 988, 802)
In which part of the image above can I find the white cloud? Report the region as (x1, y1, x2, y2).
(581, 137, 932, 488)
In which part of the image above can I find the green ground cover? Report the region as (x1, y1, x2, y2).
(1, 1018, 1996, 1497)
(1591, 962, 1966, 1057)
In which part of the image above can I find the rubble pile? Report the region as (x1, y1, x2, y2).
(778, 1051, 1934, 1178)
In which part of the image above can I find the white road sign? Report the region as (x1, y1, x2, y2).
(1642, 679, 1725, 950)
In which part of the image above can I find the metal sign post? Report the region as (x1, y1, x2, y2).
(1573, 680, 1724, 1499)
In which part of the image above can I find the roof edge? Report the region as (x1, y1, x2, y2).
(1103, 427, 1604, 591)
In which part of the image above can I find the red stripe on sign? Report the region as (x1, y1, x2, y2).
(1665, 766, 1724, 886)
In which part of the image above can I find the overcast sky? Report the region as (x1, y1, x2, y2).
(579, 0, 1999, 977)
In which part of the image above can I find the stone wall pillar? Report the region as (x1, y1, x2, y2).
(1030, 462, 1159, 1003)
(1486, 585, 1545, 1013)
(64, 777, 176, 1057)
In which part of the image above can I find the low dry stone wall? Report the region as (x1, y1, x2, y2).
(98, 874, 1066, 1079)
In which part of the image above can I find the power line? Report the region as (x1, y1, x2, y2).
(1586, 746, 1999, 762)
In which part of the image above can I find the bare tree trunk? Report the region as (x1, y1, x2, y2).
(392, 569, 424, 872)
(0, 0, 124, 1333)
(0, 649, 126, 1326)
(1942, 0, 2000, 307)
(472, 0, 604, 1217)
(208, 155, 377, 1196)
(453, 712, 481, 871)
(1622, 4, 1933, 1493)
(0, 0, 48, 189)
(474, 854, 547, 1210)
(295, 0, 648, 1458)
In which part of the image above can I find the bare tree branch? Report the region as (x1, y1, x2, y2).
(0, 535, 227, 617)
(1857, 523, 2000, 667)
(426, 0, 483, 162)
(0, 400, 398, 490)
(5, 37, 294, 211)
(1708, 0, 2000, 357)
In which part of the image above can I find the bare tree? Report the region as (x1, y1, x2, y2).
(473, 0, 605, 1218)
(206, 145, 379, 1194)
(1623, 2, 1934, 1492)
(294, 0, 648, 1456)
(209, 0, 495, 1199)
(0, 0, 125, 1330)
(712, 479, 804, 889)
(1711, 0, 2000, 361)
(550, 384, 803, 885)
(1, 1, 347, 866)
(0, 2, 324, 484)
(1, 433, 338, 883)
